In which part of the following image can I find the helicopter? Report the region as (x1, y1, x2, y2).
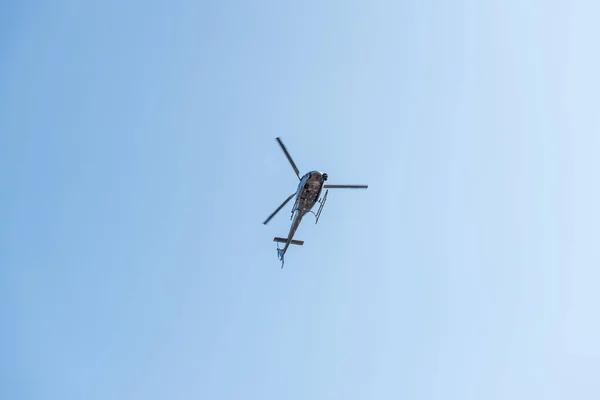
(263, 137, 368, 268)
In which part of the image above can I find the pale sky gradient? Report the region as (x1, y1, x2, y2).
(1, 1, 599, 399)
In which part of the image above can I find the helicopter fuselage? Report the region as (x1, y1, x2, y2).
(276, 171, 327, 263)
(292, 170, 327, 215)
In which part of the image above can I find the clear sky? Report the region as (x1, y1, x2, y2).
(1, 1, 599, 399)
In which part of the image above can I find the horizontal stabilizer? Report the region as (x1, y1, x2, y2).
(273, 237, 304, 246)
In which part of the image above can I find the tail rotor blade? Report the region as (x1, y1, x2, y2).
(276, 137, 301, 180)
(263, 193, 296, 225)
(323, 184, 368, 189)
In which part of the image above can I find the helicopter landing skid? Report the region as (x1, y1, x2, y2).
(309, 189, 328, 224)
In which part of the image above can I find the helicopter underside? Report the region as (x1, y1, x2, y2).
(263, 137, 367, 267)
(294, 172, 326, 213)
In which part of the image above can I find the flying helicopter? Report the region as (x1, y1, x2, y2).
(263, 137, 368, 268)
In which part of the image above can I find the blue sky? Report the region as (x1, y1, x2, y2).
(1, 1, 599, 399)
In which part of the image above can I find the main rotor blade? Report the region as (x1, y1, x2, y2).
(323, 184, 368, 189)
(276, 137, 300, 180)
(263, 193, 296, 225)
